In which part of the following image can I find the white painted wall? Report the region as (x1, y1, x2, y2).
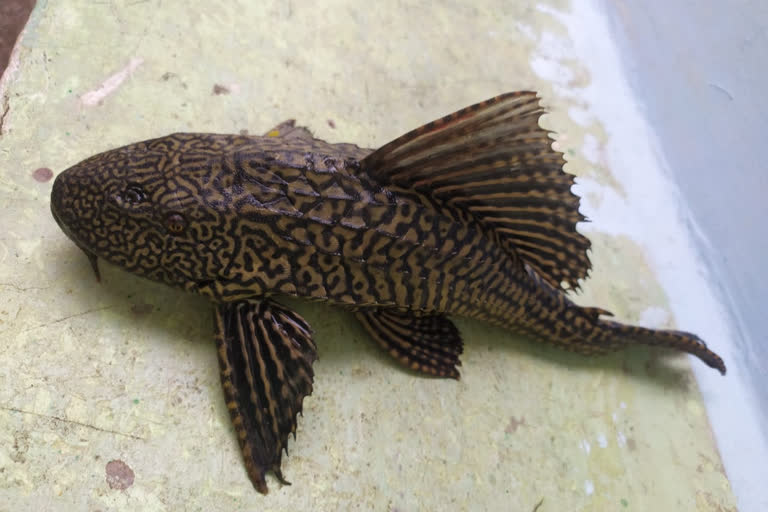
(544, 1, 768, 509)
(601, 0, 768, 414)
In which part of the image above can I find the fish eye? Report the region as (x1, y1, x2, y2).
(124, 185, 146, 205)
(165, 213, 187, 234)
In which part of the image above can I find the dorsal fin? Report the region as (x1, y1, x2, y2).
(361, 91, 591, 290)
(263, 119, 315, 141)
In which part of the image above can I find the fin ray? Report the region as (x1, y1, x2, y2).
(361, 91, 591, 290)
(356, 310, 463, 379)
(214, 300, 317, 494)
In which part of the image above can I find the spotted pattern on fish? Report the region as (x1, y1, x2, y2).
(51, 91, 725, 494)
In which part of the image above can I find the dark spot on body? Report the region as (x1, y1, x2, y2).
(212, 84, 230, 95)
(239, 129, 249, 135)
(160, 72, 176, 81)
(105, 459, 135, 490)
(626, 438, 637, 451)
(327, 119, 336, 129)
(33, 167, 53, 182)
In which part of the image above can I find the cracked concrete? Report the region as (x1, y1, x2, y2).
(0, 406, 145, 441)
(0, 96, 10, 136)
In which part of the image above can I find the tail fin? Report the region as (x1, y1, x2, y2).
(600, 319, 726, 374)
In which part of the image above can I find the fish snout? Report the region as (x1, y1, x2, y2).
(50, 170, 72, 230)
(49, 168, 100, 242)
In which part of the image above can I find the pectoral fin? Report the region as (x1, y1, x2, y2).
(213, 300, 318, 494)
(356, 310, 463, 379)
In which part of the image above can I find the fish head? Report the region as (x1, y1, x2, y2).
(51, 134, 239, 298)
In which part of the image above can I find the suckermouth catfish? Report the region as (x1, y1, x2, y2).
(50, 91, 725, 493)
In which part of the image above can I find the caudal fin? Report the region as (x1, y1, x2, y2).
(600, 319, 726, 375)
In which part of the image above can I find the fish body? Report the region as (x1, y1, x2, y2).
(51, 92, 725, 493)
